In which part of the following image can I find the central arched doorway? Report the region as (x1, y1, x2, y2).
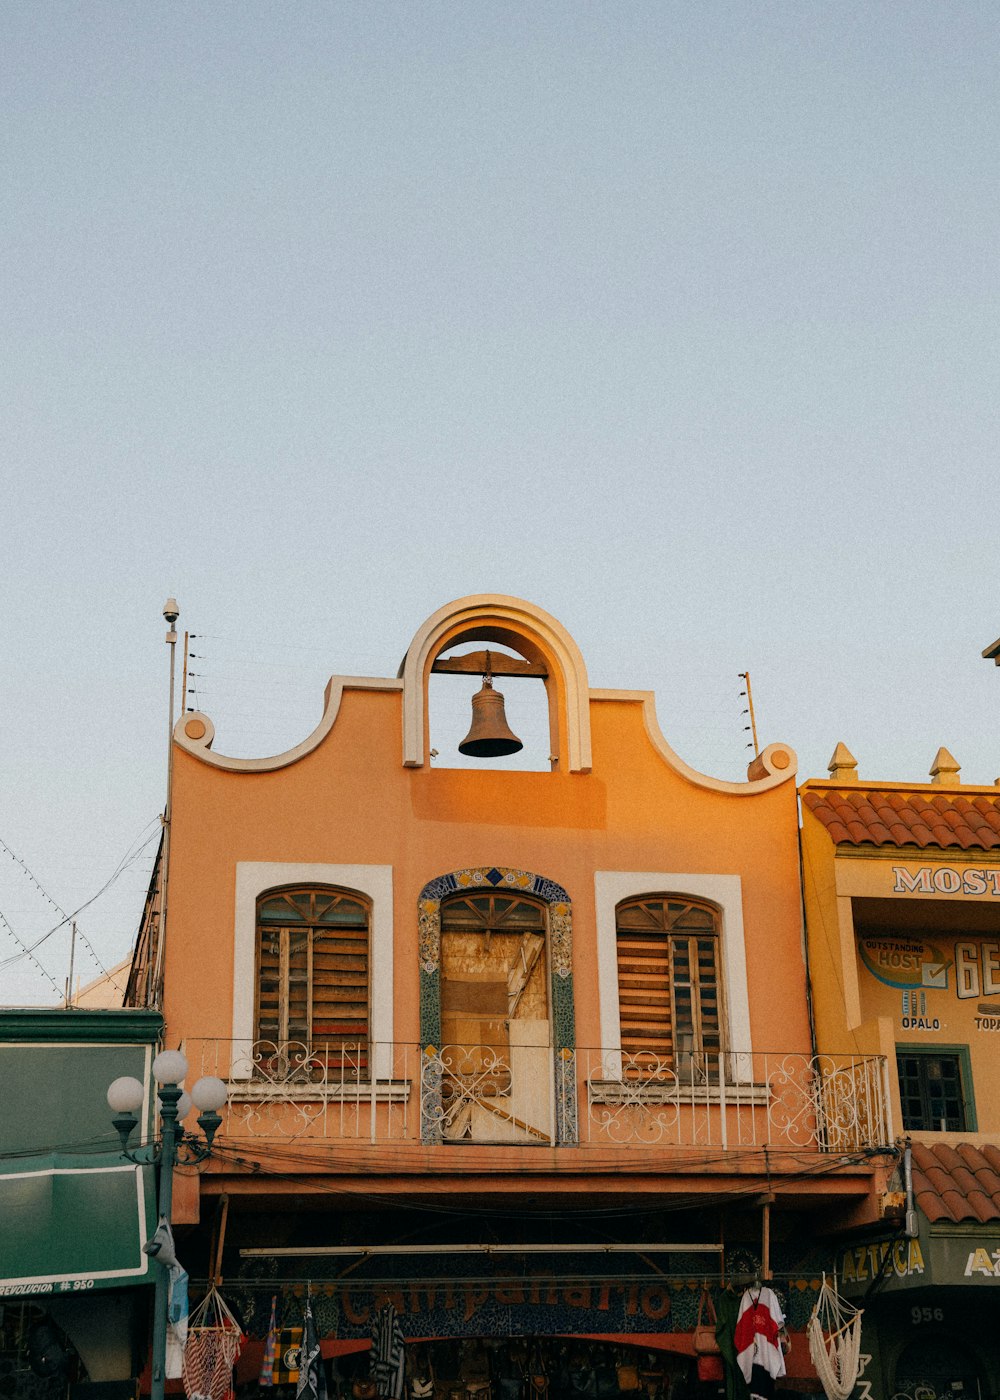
(438, 889, 551, 1143)
(418, 866, 577, 1145)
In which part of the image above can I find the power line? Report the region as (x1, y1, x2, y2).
(204, 1140, 885, 1221)
(0, 821, 161, 981)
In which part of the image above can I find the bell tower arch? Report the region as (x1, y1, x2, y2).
(399, 594, 592, 772)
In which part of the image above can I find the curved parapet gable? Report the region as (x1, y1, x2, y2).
(589, 688, 797, 794)
(172, 677, 403, 772)
(170, 598, 795, 791)
(399, 594, 592, 772)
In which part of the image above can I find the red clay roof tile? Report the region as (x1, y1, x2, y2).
(966, 1193, 998, 1224)
(911, 1142, 1000, 1224)
(913, 1195, 944, 1222)
(803, 788, 1000, 851)
(909, 820, 937, 847)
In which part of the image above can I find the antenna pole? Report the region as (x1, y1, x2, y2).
(65, 920, 77, 1007)
(739, 672, 760, 758)
(152, 599, 180, 1008)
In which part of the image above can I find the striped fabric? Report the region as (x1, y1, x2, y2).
(259, 1296, 278, 1387)
(371, 1304, 406, 1400)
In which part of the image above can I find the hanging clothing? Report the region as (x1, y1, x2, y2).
(715, 1288, 751, 1400)
(273, 1328, 304, 1386)
(296, 1299, 328, 1400)
(144, 1216, 187, 1380)
(734, 1287, 785, 1400)
(260, 1296, 279, 1387)
(165, 1263, 189, 1380)
(371, 1303, 406, 1400)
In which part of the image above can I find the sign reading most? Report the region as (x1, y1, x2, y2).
(893, 866, 1000, 896)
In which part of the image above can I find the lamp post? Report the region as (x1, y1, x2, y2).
(107, 1050, 228, 1400)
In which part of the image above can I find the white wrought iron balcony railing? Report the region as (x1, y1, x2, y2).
(184, 1038, 892, 1153)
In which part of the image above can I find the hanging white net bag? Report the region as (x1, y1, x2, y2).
(807, 1274, 863, 1400)
(182, 1286, 244, 1400)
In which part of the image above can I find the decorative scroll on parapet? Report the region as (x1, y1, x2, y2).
(589, 690, 798, 795)
(399, 594, 593, 772)
(172, 678, 404, 773)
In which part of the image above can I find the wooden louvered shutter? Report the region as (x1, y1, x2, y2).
(616, 924, 673, 1063)
(311, 917, 369, 1044)
(256, 888, 370, 1075)
(616, 897, 723, 1074)
(257, 923, 283, 1042)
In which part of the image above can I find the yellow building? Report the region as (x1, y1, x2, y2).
(801, 744, 1000, 1397)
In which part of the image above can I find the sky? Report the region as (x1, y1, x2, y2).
(2, 2, 999, 1005)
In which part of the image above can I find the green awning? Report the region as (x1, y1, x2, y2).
(840, 1218, 1000, 1294)
(0, 1153, 155, 1298)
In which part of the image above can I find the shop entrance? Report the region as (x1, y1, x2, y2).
(334, 1339, 691, 1400)
(893, 1332, 985, 1400)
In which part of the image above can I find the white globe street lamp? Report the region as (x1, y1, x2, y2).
(106, 1052, 228, 1400)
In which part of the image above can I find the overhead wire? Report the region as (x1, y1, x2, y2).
(203, 1138, 884, 1221)
(0, 820, 162, 982)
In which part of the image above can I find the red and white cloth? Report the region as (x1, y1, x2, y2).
(734, 1286, 786, 1399)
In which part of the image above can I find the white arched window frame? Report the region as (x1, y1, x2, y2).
(232, 862, 393, 1081)
(594, 871, 752, 1082)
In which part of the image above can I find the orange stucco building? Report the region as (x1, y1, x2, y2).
(128, 595, 893, 1393)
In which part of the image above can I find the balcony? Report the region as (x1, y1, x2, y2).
(185, 1038, 891, 1153)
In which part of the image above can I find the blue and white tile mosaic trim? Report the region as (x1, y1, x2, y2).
(418, 865, 577, 1144)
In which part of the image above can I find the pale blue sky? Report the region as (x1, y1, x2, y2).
(3, 2, 999, 1003)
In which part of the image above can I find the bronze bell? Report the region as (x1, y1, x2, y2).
(458, 668, 523, 758)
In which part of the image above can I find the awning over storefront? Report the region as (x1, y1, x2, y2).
(839, 1141, 1000, 1293)
(0, 1152, 155, 1298)
(839, 1222, 1000, 1292)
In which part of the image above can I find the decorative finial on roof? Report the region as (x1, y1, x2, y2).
(930, 747, 961, 785)
(827, 742, 858, 782)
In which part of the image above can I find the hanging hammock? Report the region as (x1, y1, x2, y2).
(807, 1275, 863, 1400)
(182, 1286, 244, 1400)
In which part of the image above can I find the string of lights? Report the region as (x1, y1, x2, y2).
(0, 834, 115, 980)
(0, 904, 63, 996)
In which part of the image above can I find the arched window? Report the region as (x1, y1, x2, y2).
(615, 896, 724, 1076)
(255, 887, 370, 1065)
